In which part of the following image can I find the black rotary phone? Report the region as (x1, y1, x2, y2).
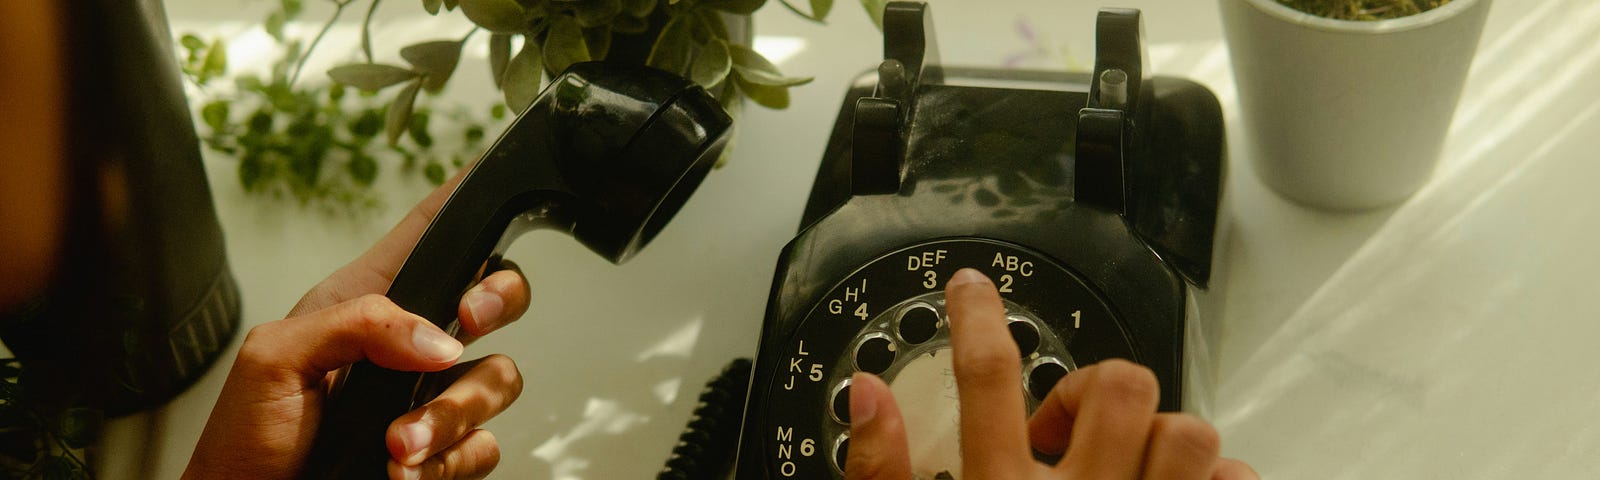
(304, 62, 731, 479)
(726, 3, 1225, 478)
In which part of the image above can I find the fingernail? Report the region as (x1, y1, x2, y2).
(399, 464, 421, 480)
(412, 326, 463, 362)
(400, 422, 432, 464)
(850, 373, 879, 425)
(464, 288, 504, 331)
(949, 268, 991, 287)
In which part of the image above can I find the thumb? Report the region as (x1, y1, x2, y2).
(243, 294, 464, 384)
(844, 373, 912, 480)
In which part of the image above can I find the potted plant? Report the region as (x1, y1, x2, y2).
(1219, 0, 1492, 210)
(185, 0, 886, 213)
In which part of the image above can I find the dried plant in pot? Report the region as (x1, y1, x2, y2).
(1219, 0, 1492, 210)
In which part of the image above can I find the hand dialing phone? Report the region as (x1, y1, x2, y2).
(304, 63, 730, 479)
(730, 3, 1225, 478)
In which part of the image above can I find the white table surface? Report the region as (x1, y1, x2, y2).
(101, 0, 1600, 478)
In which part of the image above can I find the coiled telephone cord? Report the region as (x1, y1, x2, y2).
(658, 358, 752, 479)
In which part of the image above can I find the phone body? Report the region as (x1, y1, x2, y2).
(731, 3, 1225, 478)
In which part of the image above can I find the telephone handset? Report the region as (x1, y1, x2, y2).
(731, 3, 1225, 478)
(303, 63, 731, 479)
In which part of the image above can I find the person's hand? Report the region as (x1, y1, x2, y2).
(183, 169, 532, 480)
(845, 268, 1258, 480)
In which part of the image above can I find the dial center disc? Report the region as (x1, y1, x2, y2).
(887, 347, 962, 479)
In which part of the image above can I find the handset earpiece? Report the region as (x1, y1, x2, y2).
(302, 62, 731, 479)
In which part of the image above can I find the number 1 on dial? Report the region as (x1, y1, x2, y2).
(1072, 310, 1082, 328)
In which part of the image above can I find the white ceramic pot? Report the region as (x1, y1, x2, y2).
(1220, 0, 1492, 210)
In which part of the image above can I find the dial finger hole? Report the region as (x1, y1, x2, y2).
(1006, 315, 1041, 357)
(896, 305, 940, 344)
(830, 379, 853, 424)
(1025, 357, 1070, 402)
(852, 333, 897, 375)
(831, 433, 850, 475)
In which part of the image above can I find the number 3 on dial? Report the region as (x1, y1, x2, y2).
(923, 270, 937, 289)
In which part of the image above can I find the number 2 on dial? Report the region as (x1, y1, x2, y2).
(999, 274, 1014, 293)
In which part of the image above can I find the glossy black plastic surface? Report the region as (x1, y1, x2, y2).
(303, 63, 730, 479)
(735, 3, 1224, 478)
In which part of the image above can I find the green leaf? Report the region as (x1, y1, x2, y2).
(273, 39, 301, 84)
(490, 103, 508, 120)
(239, 153, 264, 190)
(282, 0, 304, 17)
(235, 74, 264, 92)
(444, 0, 459, 10)
(646, 14, 694, 77)
(736, 75, 790, 109)
(459, 0, 529, 33)
(200, 101, 231, 131)
(695, 9, 730, 40)
(688, 12, 714, 43)
(621, 0, 655, 18)
(198, 38, 228, 84)
(701, 0, 766, 14)
(265, 12, 286, 41)
(572, 0, 621, 28)
(348, 108, 384, 139)
(423, 0, 444, 15)
(583, 26, 612, 60)
(327, 64, 420, 91)
(401, 40, 464, 93)
(860, 0, 888, 28)
(775, 0, 823, 21)
(424, 161, 447, 185)
(524, 1, 552, 24)
(810, 0, 834, 20)
(248, 110, 274, 134)
(503, 40, 543, 112)
(179, 34, 206, 51)
(386, 80, 423, 145)
(348, 153, 378, 186)
(729, 44, 811, 86)
(542, 15, 590, 76)
(690, 38, 731, 89)
(409, 110, 434, 148)
(489, 33, 512, 87)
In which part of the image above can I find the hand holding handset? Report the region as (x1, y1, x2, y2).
(303, 63, 731, 479)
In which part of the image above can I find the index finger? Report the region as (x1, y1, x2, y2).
(945, 268, 1031, 477)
